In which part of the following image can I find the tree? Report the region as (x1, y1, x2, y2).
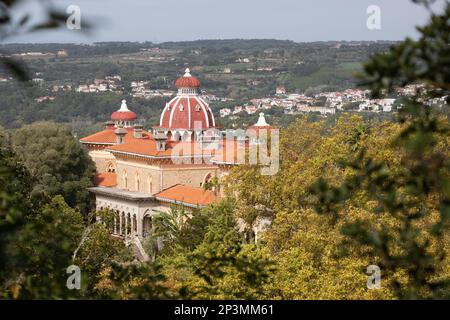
(3, 196, 84, 299)
(149, 205, 191, 254)
(11, 122, 96, 213)
(0, 132, 33, 297)
(310, 1, 450, 299)
(225, 114, 408, 299)
(157, 200, 274, 299)
(73, 213, 132, 294)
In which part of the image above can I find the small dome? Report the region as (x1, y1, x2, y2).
(175, 68, 201, 88)
(254, 112, 270, 127)
(111, 100, 137, 121)
(248, 112, 272, 133)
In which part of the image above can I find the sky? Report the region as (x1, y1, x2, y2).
(4, 0, 445, 44)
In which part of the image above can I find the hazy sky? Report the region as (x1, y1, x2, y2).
(5, 0, 444, 43)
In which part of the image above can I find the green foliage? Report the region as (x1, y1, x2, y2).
(310, 1, 450, 299)
(1, 0, 449, 302)
(0, 38, 393, 131)
(0, 135, 32, 288)
(74, 227, 132, 295)
(157, 200, 273, 299)
(151, 205, 190, 253)
(93, 262, 170, 300)
(11, 122, 96, 213)
(4, 195, 84, 299)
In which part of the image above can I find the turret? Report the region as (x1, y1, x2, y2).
(154, 131, 167, 151)
(114, 125, 127, 144)
(133, 123, 143, 139)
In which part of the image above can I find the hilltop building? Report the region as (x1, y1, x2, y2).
(80, 68, 273, 248)
(275, 86, 286, 95)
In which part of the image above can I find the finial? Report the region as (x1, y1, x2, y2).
(255, 112, 269, 127)
(118, 99, 130, 112)
(184, 68, 191, 77)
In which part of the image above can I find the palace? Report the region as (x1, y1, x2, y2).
(80, 68, 273, 254)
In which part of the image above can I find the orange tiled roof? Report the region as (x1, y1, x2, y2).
(82, 126, 248, 162)
(94, 172, 117, 187)
(154, 184, 218, 207)
(107, 137, 249, 162)
(106, 139, 216, 158)
(80, 128, 152, 145)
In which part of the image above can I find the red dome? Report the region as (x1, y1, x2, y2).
(159, 95, 215, 130)
(111, 100, 137, 121)
(175, 68, 200, 88)
(111, 110, 137, 121)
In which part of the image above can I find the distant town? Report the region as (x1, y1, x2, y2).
(25, 68, 448, 120)
(0, 41, 448, 134)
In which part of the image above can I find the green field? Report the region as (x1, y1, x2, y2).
(283, 62, 363, 92)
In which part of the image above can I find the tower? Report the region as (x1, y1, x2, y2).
(156, 68, 216, 142)
(111, 100, 137, 128)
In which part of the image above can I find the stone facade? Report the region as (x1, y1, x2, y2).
(94, 187, 169, 239)
(88, 150, 116, 172)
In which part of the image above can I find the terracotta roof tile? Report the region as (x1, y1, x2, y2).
(106, 139, 216, 158)
(94, 172, 117, 187)
(80, 128, 152, 145)
(154, 184, 217, 207)
(82, 127, 248, 163)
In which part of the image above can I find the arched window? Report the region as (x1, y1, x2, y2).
(204, 172, 213, 185)
(127, 213, 131, 235)
(203, 173, 217, 192)
(179, 104, 184, 111)
(142, 211, 152, 237)
(123, 170, 128, 189)
(174, 132, 181, 142)
(133, 215, 137, 233)
(147, 175, 153, 194)
(115, 211, 120, 234)
(121, 212, 126, 235)
(135, 172, 140, 192)
(195, 104, 201, 112)
(107, 162, 116, 173)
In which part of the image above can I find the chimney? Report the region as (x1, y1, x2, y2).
(133, 124, 143, 139)
(105, 120, 115, 130)
(154, 131, 167, 151)
(114, 125, 127, 144)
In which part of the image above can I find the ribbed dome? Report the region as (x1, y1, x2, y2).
(175, 68, 200, 88)
(159, 95, 215, 130)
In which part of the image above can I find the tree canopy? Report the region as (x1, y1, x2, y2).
(11, 122, 96, 213)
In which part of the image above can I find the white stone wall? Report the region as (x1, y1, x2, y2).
(96, 194, 168, 239)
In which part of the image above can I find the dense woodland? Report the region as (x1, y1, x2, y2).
(0, 0, 449, 299)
